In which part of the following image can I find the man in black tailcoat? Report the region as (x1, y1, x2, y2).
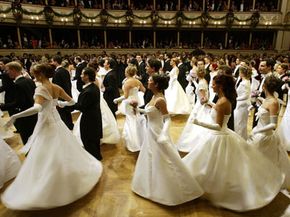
(51, 55, 74, 130)
(103, 58, 120, 118)
(74, 56, 87, 92)
(177, 56, 189, 91)
(74, 67, 103, 160)
(0, 61, 37, 144)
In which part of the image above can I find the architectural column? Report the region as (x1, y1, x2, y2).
(129, 30, 132, 47)
(102, 0, 105, 8)
(77, 29, 81, 48)
(48, 28, 52, 48)
(225, 31, 228, 48)
(17, 27, 22, 48)
(201, 31, 204, 48)
(252, 0, 256, 10)
(74, 0, 77, 6)
(153, 31, 156, 48)
(178, 0, 181, 10)
(249, 32, 252, 48)
(104, 30, 107, 48)
(275, 30, 290, 51)
(177, 31, 180, 48)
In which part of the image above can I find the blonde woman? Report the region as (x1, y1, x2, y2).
(114, 65, 145, 152)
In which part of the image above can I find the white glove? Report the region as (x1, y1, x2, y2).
(57, 99, 76, 108)
(252, 116, 277, 134)
(157, 115, 171, 144)
(113, 96, 125, 104)
(5, 104, 42, 128)
(193, 118, 221, 131)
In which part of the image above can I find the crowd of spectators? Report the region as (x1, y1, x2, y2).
(1, 0, 278, 12)
(0, 32, 276, 50)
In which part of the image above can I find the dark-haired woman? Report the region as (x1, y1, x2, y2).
(248, 75, 290, 188)
(1, 63, 102, 210)
(132, 74, 203, 206)
(183, 74, 284, 211)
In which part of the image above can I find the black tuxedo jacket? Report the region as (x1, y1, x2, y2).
(52, 66, 73, 129)
(178, 63, 188, 90)
(0, 72, 16, 112)
(75, 62, 87, 92)
(103, 69, 120, 116)
(74, 83, 103, 160)
(52, 67, 72, 96)
(163, 59, 172, 73)
(138, 61, 148, 86)
(0, 76, 37, 144)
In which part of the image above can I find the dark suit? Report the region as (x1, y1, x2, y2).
(138, 61, 147, 86)
(75, 61, 87, 92)
(163, 59, 172, 73)
(52, 66, 74, 130)
(103, 69, 120, 117)
(0, 76, 37, 144)
(178, 63, 188, 90)
(74, 83, 103, 160)
(204, 64, 211, 84)
(0, 72, 16, 109)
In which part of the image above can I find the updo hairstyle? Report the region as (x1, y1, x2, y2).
(125, 65, 138, 77)
(31, 63, 54, 79)
(263, 75, 282, 95)
(151, 74, 170, 92)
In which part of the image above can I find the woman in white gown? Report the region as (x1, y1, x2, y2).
(132, 74, 203, 206)
(0, 138, 21, 189)
(73, 64, 120, 145)
(177, 67, 211, 152)
(248, 75, 290, 188)
(114, 65, 146, 152)
(182, 74, 284, 211)
(277, 79, 290, 151)
(234, 66, 251, 139)
(165, 57, 191, 114)
(1, 63, 102, 210)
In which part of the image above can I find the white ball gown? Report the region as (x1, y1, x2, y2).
(0, 138, 21, 189)
(0, 112, 14, 139)
(177, 79, 211, 152)
(165, 67, 191, 114)
(1, 85, 103, 210)
(120, 87, 146, 152)
(182, 108, 284, 211)
(73, 85, 120, 145)
(234, 79, 251, 139)
(277, 87, 290, 151)
(248, 106, 290, 188)
(132, 104, 203, 206)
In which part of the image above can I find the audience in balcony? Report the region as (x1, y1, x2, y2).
(2, 0, 280, 12)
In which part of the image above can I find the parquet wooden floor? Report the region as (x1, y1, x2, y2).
(0, 111, 289, 217)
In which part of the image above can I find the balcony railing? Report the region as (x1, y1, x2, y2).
(0, 1, 287, 28)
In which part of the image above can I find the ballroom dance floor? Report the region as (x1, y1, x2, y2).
(0, 111, 289, 217)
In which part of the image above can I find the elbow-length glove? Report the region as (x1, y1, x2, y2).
(113, 96, 125, 104)
(157, 114, 171, 144)
(192, 117, 221, 131)
(5, 104, 42, 128)
(252, 116, 277, 134)
(57, 99, 76, 108)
